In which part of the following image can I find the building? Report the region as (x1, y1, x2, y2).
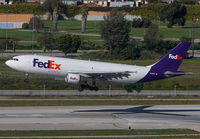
(74, 11, 139, 20)
(24, 0, 45, 4)
(134, 0, 148, 7)
(61, 0, 81, 5)
(161, 0, 174, 3)
(110, 0, 135, 7)
(0, 14, 33, 29)
(83, 0, 148, 7)
(83, 0, 109, 7)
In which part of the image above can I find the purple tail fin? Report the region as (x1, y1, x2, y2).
(138, 42, 191, 83)
(150, 42, 191, 71)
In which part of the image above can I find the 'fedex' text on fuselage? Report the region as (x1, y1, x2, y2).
(33, 58, 61, 70)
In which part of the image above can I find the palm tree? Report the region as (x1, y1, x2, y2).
(81, 4, 89, 33)
(43, 0, 66, 31)
(53, 6, 59, 31)
(38, 33, 55, 53)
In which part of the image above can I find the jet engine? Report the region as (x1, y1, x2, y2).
(65, 73, 80, 84)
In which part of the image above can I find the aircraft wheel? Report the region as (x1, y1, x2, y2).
(93, 86, 99, 91)
(89, 86, 99, 91)
(24, 79, 29, 83)
(79, 84, 89, 92)
(78, 85, 84, 92)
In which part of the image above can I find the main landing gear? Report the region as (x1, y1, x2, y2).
(79, 80, 99, 91)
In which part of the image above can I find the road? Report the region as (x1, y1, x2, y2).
(0, 105, 200, 131)
(0, 50, 104, 58)
(0, 134, 200, 139)
(21, 30, 200, 43)
(2, 49, 200, 58)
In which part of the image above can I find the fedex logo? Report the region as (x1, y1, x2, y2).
(33, 58, 61, 70)
(70, 77, 79, 80)
(169, 54, 182, 60)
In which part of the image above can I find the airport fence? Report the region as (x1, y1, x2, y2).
(0, 90, 200, 97)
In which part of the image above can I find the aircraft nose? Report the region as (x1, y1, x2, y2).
(5, 60, 11, 67)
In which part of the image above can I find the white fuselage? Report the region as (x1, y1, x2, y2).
(5, 55, 151, 84)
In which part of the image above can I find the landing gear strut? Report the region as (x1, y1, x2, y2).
(24, 73, 29, 83)
(91, 80, 98, 91)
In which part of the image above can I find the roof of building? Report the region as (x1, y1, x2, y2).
(0, 14, 33, 22)
(87, 3, 103, 7)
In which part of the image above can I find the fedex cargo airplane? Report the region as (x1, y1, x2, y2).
(5, 42, 191, 90)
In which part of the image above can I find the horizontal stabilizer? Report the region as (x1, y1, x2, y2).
(164, 71, 185, 77)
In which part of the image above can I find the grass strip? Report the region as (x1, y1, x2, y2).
(8, 95, 200, 100)
(1, 99, 200, 106)
(0, 129, 198, 137)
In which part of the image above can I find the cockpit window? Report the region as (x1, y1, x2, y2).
(13, 58, 19, 61)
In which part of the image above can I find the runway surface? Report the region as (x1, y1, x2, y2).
(0, 105, 200, 131)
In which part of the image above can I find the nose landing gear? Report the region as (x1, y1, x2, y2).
(24, 73, 29, 83)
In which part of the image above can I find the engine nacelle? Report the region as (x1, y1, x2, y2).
(65, 73, 80, 84)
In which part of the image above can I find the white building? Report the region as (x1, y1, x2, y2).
(110, 0, 135, 7)
(83, 0, 148, 7)
(161, 0, 174, 4)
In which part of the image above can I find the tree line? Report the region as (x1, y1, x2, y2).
(1, 1, 197, 59)
(1, 1, 194, 59)
(1, 1, 200, 28)
(99, 2, 192, 60)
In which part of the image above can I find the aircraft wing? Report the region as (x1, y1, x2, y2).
(69, 71, 132, 80)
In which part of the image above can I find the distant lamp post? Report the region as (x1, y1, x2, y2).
(191, 17, 198, 57)
(108, 84, 111, 96)
(6, 10, 9, 51)
(130, 20, 133, 36)
(174, 84, 177, 96)
(32, 15, 35, 54)
(158, 16, 160, 32)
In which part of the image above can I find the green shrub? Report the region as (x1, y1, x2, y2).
(180, 36, 192, 42)
(22, 23, 29, 29)
(0, 39, 6, 51)
(132, 3, 166, 19)
(80, 40, 97, 50)
(132, 18, 151, 28)
(56, 34, 81, 56)
(132, 18, 143, 28)
(0, 39, 14, 50)
(123, 83, 144, 93)
(142, 18, 151, 28)
(159, 1, 187, 27)
(185, 5, 200, 19)
(179, 0, 197, 5)
(132, 3, 200, 20)
(89, 7, 138, 13)
(139, 50, 162, 60)
(0, 4, 44, 14)
(66, 5, 80, 18)
(29, 17, 44, 32)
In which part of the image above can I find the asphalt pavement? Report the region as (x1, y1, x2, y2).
(0, 105, 200, 131)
